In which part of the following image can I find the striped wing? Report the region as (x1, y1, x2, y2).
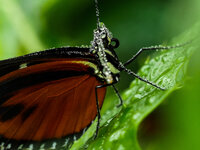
(0, 48, 106, 149)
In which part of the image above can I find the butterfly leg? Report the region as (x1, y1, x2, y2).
(123, 44, 186, 66)
(94, 85, 103, 139)
(112, 84, 123, 107)
(94, 83, 119, 138)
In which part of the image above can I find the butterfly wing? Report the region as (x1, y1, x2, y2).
(0, 48, 106, 149)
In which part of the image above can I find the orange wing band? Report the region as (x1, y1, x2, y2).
(0, 60, 106, 141)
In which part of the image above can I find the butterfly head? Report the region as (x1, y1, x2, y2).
(90, 22, 120, 84)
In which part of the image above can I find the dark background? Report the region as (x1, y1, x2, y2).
(0, 0, 200, 149)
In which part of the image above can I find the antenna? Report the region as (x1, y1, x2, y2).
(94, 0, 100, 28)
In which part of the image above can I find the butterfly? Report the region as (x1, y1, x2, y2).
(0, 0, 184, 149)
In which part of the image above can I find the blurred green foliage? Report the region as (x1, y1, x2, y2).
(0, 0, 200, 150)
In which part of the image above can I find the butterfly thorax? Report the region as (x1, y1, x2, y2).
(90, 23, 120, 84)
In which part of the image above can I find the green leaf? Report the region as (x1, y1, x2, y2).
(71, 22, 200, 150)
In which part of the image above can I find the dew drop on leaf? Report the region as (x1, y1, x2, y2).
(134, 94, 142, 99)
(133, 112, 141, 120)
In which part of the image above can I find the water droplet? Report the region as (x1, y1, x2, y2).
(138, 87, 145, 92)
(109, 130, 125, 141)
(176, 56, 185, 63)
(141, 65, 150, 74)
(149, 96, 155, 104)
(118, 145, 125, 150)
(134, 94, 142, 99)
(124, 89, 132, 96)
(161, 55, 168, 63)
(133, 112, 140, 120)
(107, 118, 112, 124)
(155, 56, 160, 61)
(162, 77, 171, 86)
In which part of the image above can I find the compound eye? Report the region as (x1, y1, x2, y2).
(110, 38, 120, 49)
(101, 33, 106, 39)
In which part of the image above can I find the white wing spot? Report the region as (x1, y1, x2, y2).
(62, 138, 69, 147)
(0, 142, 5, 150)
(39, 144, 45, 150)
(6, 144, 11, 149)
(28, 144, 33, 150)
(83, 128, 87, 134)
(17, 144, 23, 149)
(19, 63, 27, 69)
(50, 142, 57, 149)
(73, 135, 77, 141)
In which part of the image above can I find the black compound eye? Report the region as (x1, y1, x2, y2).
(110, 38, 120, 49)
